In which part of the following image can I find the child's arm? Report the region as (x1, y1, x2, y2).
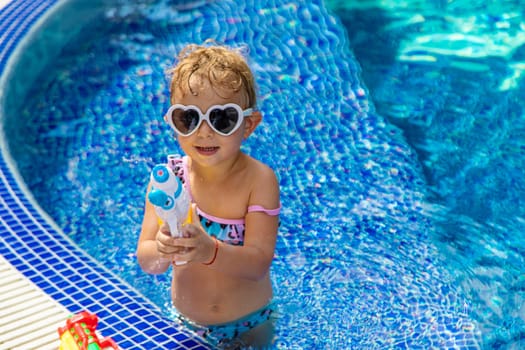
(136, 183, 173, 274)
(211, 207, 279, 280)
(218, 165, 279, 280)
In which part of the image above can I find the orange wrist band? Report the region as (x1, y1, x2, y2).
(203, 236, 219, 265)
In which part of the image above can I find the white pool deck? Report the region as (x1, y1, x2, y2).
(0, 255, 69, 350)
(0, 0, 10, 10)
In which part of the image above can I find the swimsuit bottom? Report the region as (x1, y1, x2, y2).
(177, 303, 275, 348)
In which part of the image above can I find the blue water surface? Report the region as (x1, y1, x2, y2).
(331, 1, 525, 348)
(5, 0, 524, 348)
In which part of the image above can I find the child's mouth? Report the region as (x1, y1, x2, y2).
(196, 146, 219, 155)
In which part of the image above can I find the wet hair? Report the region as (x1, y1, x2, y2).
(169, 43, 257, 109)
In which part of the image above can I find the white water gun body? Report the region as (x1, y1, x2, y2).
(148, 164, 191, 238)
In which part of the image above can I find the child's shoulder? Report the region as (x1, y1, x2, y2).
(243, 156, 279, 208)
(244, 154, 273, 172)
(245, 155, 278, 186)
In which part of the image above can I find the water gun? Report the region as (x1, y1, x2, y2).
(58, 311, 118, 350)
(148, 162, 192, 237)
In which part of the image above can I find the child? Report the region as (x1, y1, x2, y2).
(137, 44, 281, 349)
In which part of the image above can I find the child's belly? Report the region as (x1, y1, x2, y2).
(171, 265, 272, 325)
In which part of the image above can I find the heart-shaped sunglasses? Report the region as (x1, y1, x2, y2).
(165, 103, 253, 136)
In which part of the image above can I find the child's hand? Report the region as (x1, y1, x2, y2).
(155, 223, 190, 261)
(171, 204, 218, 265)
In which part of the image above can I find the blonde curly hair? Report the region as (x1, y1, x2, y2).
(169, 43, 257, 109)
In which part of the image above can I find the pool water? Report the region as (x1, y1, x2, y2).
(3, 0, 524, 348)
(333, 1, 525, 347)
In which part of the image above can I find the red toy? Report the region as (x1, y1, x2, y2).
(58, 311, 119, 350)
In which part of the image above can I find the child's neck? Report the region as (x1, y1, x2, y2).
(190, 152, 245, 184)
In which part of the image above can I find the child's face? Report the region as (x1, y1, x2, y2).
(169, 80, 257, 165)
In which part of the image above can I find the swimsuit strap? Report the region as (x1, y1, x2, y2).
(181, 156, 193, 201)
(247, 204, 281, 216)
(167, 155, 193, 202)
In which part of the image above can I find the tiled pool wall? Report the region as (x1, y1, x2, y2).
(0, 1, 207, 349)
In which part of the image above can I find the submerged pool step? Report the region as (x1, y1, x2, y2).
(0, 254, 69, 350)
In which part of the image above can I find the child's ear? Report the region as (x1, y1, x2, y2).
(243, 111, 262, 139)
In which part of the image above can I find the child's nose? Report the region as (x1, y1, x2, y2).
(196, 119, 214, 137)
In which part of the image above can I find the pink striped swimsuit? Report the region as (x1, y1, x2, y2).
(168, 155, 280, 246)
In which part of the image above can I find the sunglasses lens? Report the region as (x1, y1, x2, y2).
(171, 108, 200, 135)
(209, 107, 240, 135)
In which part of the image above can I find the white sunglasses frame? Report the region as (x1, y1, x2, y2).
(165, 103, 253, 137)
